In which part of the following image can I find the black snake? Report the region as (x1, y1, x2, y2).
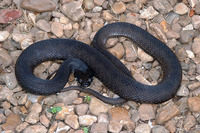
(15, 22, 182, 104)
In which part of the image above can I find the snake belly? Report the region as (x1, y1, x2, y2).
(15, 22, 182, 104)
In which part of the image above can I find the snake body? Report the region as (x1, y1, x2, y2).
(15, 22, 182, 104)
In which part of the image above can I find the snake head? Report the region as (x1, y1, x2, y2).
(74, 69, 94, 87)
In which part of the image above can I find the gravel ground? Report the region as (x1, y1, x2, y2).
(0, 0, 200, 133)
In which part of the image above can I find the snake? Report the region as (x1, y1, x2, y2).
(15, 22, 182, 104)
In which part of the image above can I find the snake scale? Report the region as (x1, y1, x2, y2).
(15, 22, 182, 104)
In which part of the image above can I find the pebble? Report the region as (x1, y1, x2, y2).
(156, 101, 180, 124)
(91, 123, 108, 133)
(166, 12, 180, 25)
(192, 36, 200, 54)
(106, 38, 118, 48)
(108, 121, 123, 133)
(153, 0, 173, 14)
(89, 97, 112, 116)
(166, 30, 180, 39)
(98, 113, 109, 123)
(65, 115, 79, 129)
(173, 3, 189, 15)
(108, 43, 125, 59)
(60, 16, 69, 24)
(75, 104, 88, 116)
(57, 90, 78, 105)
(135, 124, 151, 133)
(150, 23, 167, 44)
(0, 86, 13, 101)
(84, 0, 95, 10)
(39, 114, 50, 127)
(0, 9, 23, 23)
(108, 107, 130, 122)
(0, 48, 12, 68)
(25, 111, 40, 124)
(192, 15, 200, 29)
(186, 50, 195, 58)
(36, 19, 51, 32)
(1, 72, 18, 89)
(195, 2, 200, 14)
(188, 96, 200, 112)
(93, 6, 103, 12)
(149, 68, 160, 82)
(60, 1, 85, 21)
(176, 84, 189, 96)
(124, 41, 137, 62)
(29, 103, 42, 113)
(0, 31, 9, 42)
(188, 82, 200, 90)
(140, 6, 159, 20)
(102, 11, 114, 21)
(180, 30, 195, 43)
(15, 122, 29, 133)
(20, 37, 33, 50)
(183, 114, 196, 131)
(152, 125, 169, 133)
(138, 104, 155, 120)
(23, 125, 47, 133)
(138, 48, 154, 62)
(21, 0, 56, 12)
(94, 0, 105, 6)
(79, 115, 97, 126)
(112, 1, 126, 14)
(176, 47, 187, 62)
(51, 22, 64, 38)
(2, 113, 21, 131)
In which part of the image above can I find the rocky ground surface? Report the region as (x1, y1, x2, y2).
(0, 0, 200, 133)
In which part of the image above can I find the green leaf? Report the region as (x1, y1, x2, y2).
(82, 127, 89, 133)
(56, 106, 62, 112)
(84, 95, 91, 103)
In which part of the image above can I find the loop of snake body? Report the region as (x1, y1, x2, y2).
(15, 22, 182, 104)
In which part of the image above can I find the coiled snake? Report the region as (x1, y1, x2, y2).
(15, 22, 182, 104)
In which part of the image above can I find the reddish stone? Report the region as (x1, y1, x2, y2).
(0, 9, 23, 24)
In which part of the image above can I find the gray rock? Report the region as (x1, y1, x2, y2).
(179, 15, 191, 27)
(152, 125, 169, 133)
(192, 15, 200, 29)
(153, 0, 173, 14)
(166, 30, 180, 39)
(36, 19, 51, 32)
(177, 84, 189, 96)
(176, 47, 187, 62)
(0, 48, 12, 68)
(195, 2, 200, 14)
(180, 30, 195, 43)
(91, 123, 108, 133)
(84, 0, 95, 10)
(21, 0, 56, 12)
(60, 1, 85, 21)
(57, 90, 78, 105)
(75, 104, 88, 116)
(149, 68, 160, 81)
(0, 86, 13, 101)
(1, 72, 18, 89)
(124, 41, 137, 62)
